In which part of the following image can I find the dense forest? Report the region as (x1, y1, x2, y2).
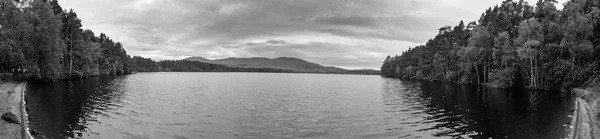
(0, 0, 133, 81)
(381, 0, 600, 91)
(0, 0, 295, 81)
(131, 56, 291, 72)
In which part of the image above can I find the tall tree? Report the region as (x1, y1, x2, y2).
(29, 0, 65, 81)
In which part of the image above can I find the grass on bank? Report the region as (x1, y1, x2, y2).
(572, 87, 600, 139)
(576, 89, 600, 120)
(578, 75, 600, 128)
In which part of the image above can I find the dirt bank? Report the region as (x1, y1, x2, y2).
(0, 81, 30, 139)
(571, 89, 600, 139)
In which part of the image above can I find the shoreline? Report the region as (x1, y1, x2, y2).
(0, 81, 31, 139)
(12, 74, 590, 138)
(384, 77, 599, 138)
(133, 71, 380, 76)
(20, 82, 33, 139)
(381, 76, 570, 92)
(570, 88, 600, 139)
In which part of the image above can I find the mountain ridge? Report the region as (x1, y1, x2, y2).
(184, 56, 359, 73)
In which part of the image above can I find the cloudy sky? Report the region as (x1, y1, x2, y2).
(58, 0, 566, 69)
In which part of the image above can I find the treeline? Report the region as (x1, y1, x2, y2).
(0, 0, 293, 81)
(132, 56, 380, 74)
(132, 57, 291, 73)
(382, 0, 600, 91)
(0, 0, 134, 81)
(345, 69, 381, 75)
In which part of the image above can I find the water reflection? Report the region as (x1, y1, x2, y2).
(25, 73, 575, 139)
(26, 76, 128, 138)
(381, 79, 575, 138)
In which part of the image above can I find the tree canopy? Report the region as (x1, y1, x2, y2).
(381, 0, 600, 91)
(0, 0, 296, 81)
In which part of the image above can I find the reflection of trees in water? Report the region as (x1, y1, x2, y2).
(27, 76, 129, 138)
(381, 79, 574, 138)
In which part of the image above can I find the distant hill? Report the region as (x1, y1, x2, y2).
(184, 57, 211, 63)
(184, 56, 362, 73)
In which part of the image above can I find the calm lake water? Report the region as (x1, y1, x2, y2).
(26, 72, 575, 138)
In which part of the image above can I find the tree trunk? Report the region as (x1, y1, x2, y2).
(444, 64, 448, 81)
(69, 31, 72, 78)
(535, 58, 538, 89)
(483, 62, 487, 83)
(537, 57, 541, 89)
(530, 57, 534, 88)
(475, 63, 480, 84)
(486, 54, 490, 83)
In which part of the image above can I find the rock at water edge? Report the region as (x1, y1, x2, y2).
(2, 112, 20, 124)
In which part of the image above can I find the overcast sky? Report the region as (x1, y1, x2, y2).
(58, 0, 566, 69)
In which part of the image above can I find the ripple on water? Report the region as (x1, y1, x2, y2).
(25, 73, 575, 139)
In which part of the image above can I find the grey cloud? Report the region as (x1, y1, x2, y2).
(239, 41, 389, 69)
(135, 36, 169, 45)
(314, 16, 379, 27)
(60, 0, 527, 69)
(318, 27, 424, 44)
(266, 40, 286, 45)
(243, 40, 287, 46)
(128, 46, 158, 52)
(110, 0, 445, 43)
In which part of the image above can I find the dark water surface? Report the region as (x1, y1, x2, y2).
(26, 72, 575, 138)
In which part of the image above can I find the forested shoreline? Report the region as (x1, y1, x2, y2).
(381, 0, 600, 92)
(0, 0, 300, 81)
(132, 56, 381, 74)
(0, 0, 135, 81)
(131, 56, 291, 73)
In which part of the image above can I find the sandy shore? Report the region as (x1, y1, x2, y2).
(0, 81, 29, 139)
